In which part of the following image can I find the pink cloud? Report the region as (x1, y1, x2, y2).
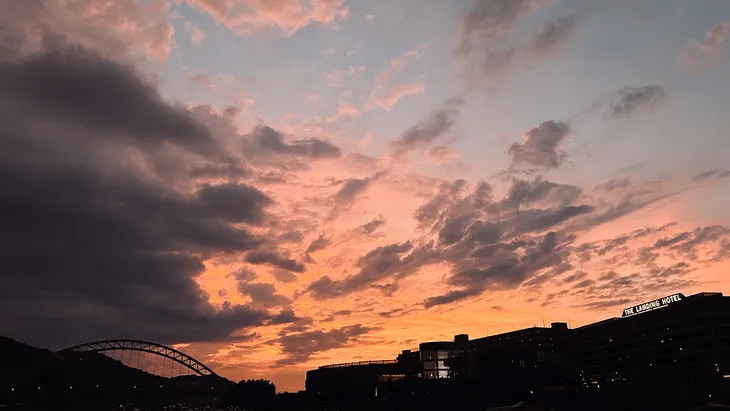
(6, 0, 176, 61)
(374, 82, 426, 110)
(682, 21, 730, 74)
(327, 102, 362, 122)
(359, 133, 373, 148)
(183, 0, 349, 37)
(185, 21, 207, 46)
(323, 66, 366, 87)
(373, 47, 423, 88)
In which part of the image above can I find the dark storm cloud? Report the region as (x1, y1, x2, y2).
(279, 318, 315, 335)
(528, 14, 579, 57)
(334, 177, 373, 205)
(633, 225, 730, 263)
(457, 0, 550, 55)
(238, 282, 292, 309)
(439, 214, 479, 245)
(507, 120, 571, 169)
(266, 309, 301, 326)
(424, 289, 481, 309)
(306, 233, 330, 254)
(572, 279, 595, 289)
(500, 178, 582, 210)
(409, 178, 705, 309)
(306, 242, 416, 300)
(563, 271, 587, 283)
(327, 172, 385, 219)
(271, 269, 299, 284)
(194, 183, 272, 223)
(672, 226, 730, 260)
(229, 268, 259, 283)
(692, 169, 729, 182)
(0, 38, 301, 349)
(272, 324, 379, 366)
(559, 221, 728, 311)
(357, 218, 386, 235)
(241, 124, 341, 168)
(648, 262, 693, 278)
(0, 159, 283, 346)
(245, 251, 306, 273)
(413, 179, 476, 228)
(510, 205, 595, 235)
(590, 223, 679, 257)
(604, 85, 667, 119)
(189, 161, 251, 180)
(598, 271, 619, 281)
(279, 230, 305, 243)
(425, 231, 572, 307)
(378, 308, 410, 318)
(652, 232, 692, 249)
(321, 309, 354, 322)
(304, 178, 591, 305)
(0, 42, 217, 157)
(390, 98, 463, 160)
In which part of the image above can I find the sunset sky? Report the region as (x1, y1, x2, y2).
(2, 0, 730, 392)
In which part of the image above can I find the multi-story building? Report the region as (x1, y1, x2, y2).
(419, 334, 468, 379)
(305, 291, 730, 399)
(566, 292, 730, 387)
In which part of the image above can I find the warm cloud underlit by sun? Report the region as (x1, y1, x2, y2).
(2, 0, 730, 393)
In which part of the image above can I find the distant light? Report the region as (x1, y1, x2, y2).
(10, 388, 14, 392)
(69, 386, 72, 390)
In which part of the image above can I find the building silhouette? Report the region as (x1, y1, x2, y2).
(306, 291, 730, 402)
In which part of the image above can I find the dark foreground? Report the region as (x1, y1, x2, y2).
(4, 336, 730, 411)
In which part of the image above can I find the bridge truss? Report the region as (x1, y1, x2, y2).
(59, 339, 218, 377)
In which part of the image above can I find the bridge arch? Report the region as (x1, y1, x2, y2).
(58, 339, 218, 377)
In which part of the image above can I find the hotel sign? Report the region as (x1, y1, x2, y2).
(621, 293, 685, 317)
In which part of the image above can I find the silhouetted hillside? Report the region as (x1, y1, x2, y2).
(0, 337, 232, 410)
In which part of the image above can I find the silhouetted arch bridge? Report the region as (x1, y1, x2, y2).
(58, 339, 218, 378)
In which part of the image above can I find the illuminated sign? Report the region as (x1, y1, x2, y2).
(621, 293, 685, 317)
